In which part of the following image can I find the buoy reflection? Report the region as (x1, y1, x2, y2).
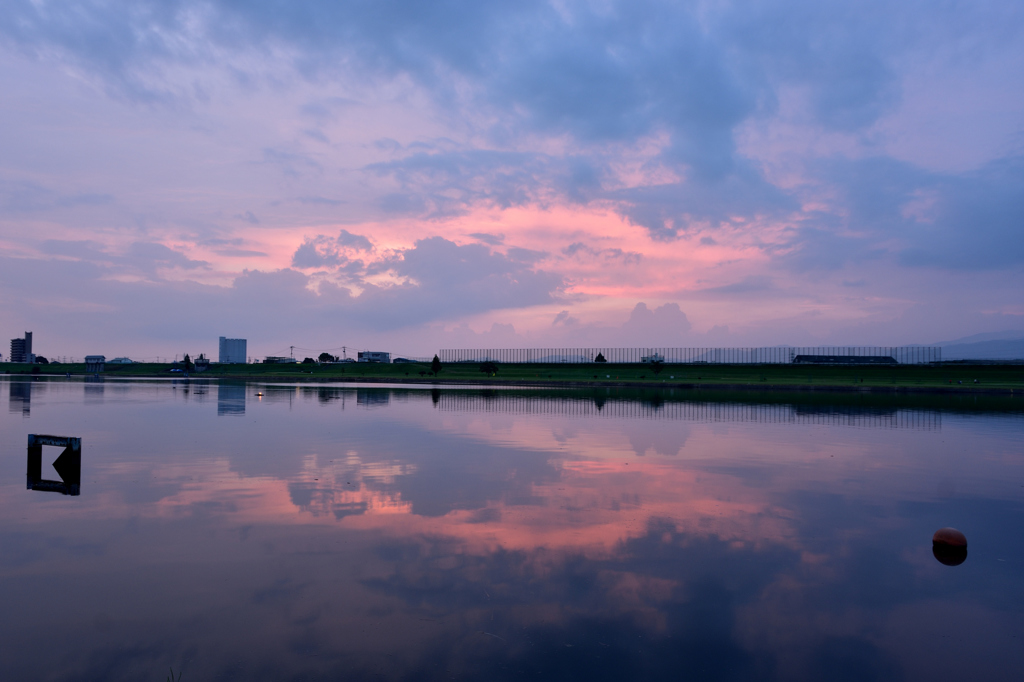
(932, 527, 968, 566)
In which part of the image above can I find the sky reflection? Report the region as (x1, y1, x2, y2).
(0, 378, 1022, 681)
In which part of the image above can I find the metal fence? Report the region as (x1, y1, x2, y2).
(438, 346, 941, 365)
(434, 392, 941, 430)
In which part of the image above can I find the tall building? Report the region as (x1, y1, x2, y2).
(219, 336, 247, 364)
(10, 331, 33, 363)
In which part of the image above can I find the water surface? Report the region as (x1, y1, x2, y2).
(2, 378, 1022, 681)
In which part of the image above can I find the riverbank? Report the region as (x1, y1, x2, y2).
(5, 361, 1023, 395)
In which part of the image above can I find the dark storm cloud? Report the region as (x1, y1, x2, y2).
(294, 235, 564, 327)
(0, 179, 113, 213)
(291, 229, 374, 269)
(128, 241, 209, 271)
(40, 239, 112, 261)
(261, 147, 322, 178)
(505, 247, 547, 264)
(368, 149, 559, 218)
(1, 0, 1021, 333)
(40, 239, 209, 274)
(1, 0, 917, 141)
(1, 236, 562, 347)
(0, 1, 946, 230)
(723, 0, 904, 131)
(613, 165, 798, 239)
(623, 302, 692, 335)
(374, 237, 564, 322)
(293, 235, 568, 326)
(0, 0, 998, 142)
(336, 229, 373, 251)
(212, 248, 268, 258)
(782, 155, 1024, 271)
(562, 242, 642, 265)
(468, 232, 504, 245)
(696, 275, 776, 296)
(2, 235, 561, 338)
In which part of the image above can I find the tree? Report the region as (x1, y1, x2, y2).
(480, 361, 498, 376)
(318, 352, 336, 363)
(302, 357, 316, 364)
(650, 360, 664, 375)
(431, 354, 442, 375)
(594, 352, 607, 363)
(35, 356, 49, 364)
(183, 353, 193, 372)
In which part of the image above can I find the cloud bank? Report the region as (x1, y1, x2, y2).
(0, 0, 1021, 356)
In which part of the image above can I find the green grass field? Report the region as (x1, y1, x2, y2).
(6, 360, 1024, 392)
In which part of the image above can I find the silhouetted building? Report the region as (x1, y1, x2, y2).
(195, 354, 210, 372)
(10, 332, 33, 363)
(85, 355, 105, 373)
(219, 337, 247, 364)
(263, 356, 296, 364)
(358, 351, 390, 363)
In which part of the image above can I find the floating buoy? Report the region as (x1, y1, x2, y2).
(932, 527, 968, 566)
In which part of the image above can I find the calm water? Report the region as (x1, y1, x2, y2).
(2, 378, 1023, 681)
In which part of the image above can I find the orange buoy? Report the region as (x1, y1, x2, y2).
(932, 527, 967, 547)
(932, 527, 968, 566)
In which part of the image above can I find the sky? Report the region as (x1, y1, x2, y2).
(0, 0, 1022, 361)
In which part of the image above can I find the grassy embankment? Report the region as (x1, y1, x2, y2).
(5, 361, 1024, 393)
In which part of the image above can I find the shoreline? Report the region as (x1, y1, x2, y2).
(4, 371, 1020, 396)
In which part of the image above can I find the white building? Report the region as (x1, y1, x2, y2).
(219, 337, 247, 364)
(357, 351, 390, 363)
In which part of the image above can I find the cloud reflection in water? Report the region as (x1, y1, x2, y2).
(0, 381, 1021, 681)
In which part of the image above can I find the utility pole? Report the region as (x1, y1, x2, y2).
(342, 346, 347, 360)
(290, 346, 294, 360)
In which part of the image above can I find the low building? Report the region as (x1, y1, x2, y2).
(85, 355, 106, 373)
(792, 355, 897, 365)
(263, 356, 296, 364)
(358, 351, 390, 363)
(108, 357, 135, 364)
(219, 337, 247, 364)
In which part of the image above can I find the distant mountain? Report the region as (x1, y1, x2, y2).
(932, 330, 1024, 346)
(937, 335, 1024, 361)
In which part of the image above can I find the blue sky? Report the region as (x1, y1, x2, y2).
(1, 1, 1022, 359)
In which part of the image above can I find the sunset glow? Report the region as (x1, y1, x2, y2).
(0, 1, 1020, 359)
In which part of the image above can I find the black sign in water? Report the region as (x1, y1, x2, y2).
(27, 434, 81, 496)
